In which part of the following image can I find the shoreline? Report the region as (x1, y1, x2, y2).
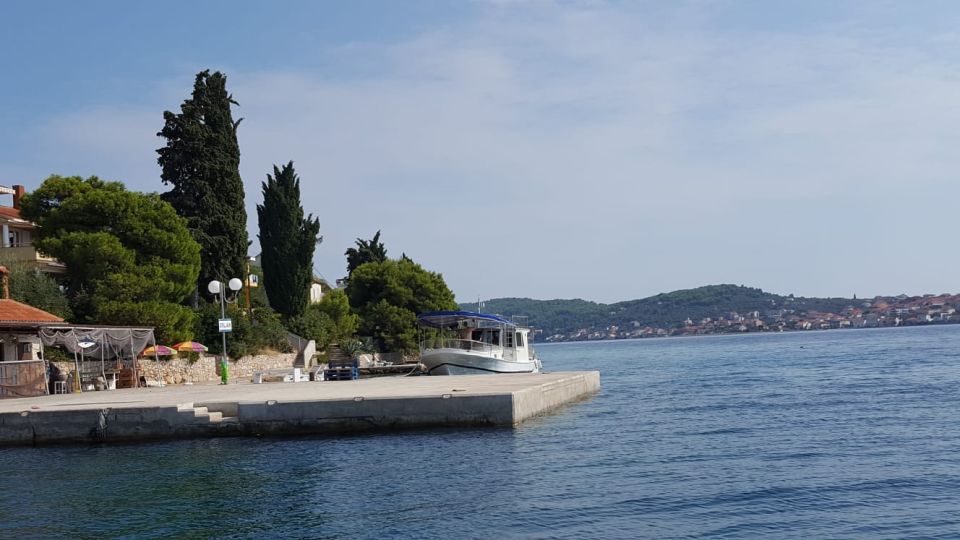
(540, 319, 960, 344)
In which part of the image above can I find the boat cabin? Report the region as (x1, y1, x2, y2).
(418, 311, 533, 362)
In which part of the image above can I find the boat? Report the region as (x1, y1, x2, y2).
(416, 311, 542, 375)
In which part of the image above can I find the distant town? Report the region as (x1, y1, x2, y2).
(543, 293, 960, 342)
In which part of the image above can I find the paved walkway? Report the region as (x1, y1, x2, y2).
(0, 372, 582, 413)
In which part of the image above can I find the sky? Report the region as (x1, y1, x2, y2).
(2, 0, 960, 303)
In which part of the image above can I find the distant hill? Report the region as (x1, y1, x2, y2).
(460, 284, 855, 340)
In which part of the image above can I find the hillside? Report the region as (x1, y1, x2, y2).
(460, 284, 856, 340)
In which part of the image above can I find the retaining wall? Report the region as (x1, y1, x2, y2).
(51, 353, 298, 385)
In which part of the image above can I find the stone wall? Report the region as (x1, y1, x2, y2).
(52, 353, 298, 386)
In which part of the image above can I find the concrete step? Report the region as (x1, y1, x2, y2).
(179, 404, 230, 424)
(176, 402, 195, 413)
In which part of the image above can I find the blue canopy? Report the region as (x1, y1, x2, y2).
(417, 310, 516, 328)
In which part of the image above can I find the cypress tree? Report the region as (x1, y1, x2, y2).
(157, 69, 249, 291)
(257, 161, 321, 318)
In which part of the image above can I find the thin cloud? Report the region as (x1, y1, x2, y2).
(28, 2, 960, 301)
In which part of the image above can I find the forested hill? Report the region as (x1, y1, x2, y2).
(459, 285, 855, 340)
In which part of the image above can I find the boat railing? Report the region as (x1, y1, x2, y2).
(420, 338, 498, 354)
(509, 315, 529, 327)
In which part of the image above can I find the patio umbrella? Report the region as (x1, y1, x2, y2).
(142, 345, 176, 356)
(171, 341, 208, 353)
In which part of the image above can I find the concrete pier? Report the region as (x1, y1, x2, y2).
(0, 371, 600, 446)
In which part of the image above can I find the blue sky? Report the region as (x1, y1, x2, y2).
(3, 1, 960, 303)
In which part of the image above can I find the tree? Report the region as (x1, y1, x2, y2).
(346, 258, 457, 352)
(288, 289, 359, 350)
(344, 230, 387, 277)
(20, 175, 201, 342)
(2, 262, 71, 320)
(157, 69, 249, 291)
(256, 162, 320, 318)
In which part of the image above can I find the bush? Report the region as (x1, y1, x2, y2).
(194, 303, 290, 360)
(2, 261, 72, 320)
(287, 289, 358, 350)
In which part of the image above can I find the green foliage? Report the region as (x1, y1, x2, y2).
(195, 303, 291, 360)
(287, 306, 335, 350)
(340, 337, 376, 358)
(20, 175, 201, 342)
(157, 69, 249, 289)
(2, 262, 71, 320)
(246, 264, 270, 308)
(98, 300, 196, 343)
(250, 307, 292, 353)
(317, 288, 359, 338)
(345, 230, 387, 277)
(347, 258, 457, 352)
(256, 162, 320, 318)
(287, 289, 359, 350)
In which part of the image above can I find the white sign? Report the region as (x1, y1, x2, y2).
(218, 318, 232, 333)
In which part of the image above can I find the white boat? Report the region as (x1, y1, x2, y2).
(417, 311, 542, 375)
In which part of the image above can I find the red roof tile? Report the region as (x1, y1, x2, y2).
(0, 299, 64, 323)
(0, 207, 21, 219)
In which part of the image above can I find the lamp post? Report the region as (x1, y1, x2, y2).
(208, 278, 243, 384)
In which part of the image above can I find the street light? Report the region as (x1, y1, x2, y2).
(208, 278, 243, 384)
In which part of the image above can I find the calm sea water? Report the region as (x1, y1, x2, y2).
(3, 325, 960, 539)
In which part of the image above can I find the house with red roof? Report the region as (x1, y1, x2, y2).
(0, 265, 64, 398)
(0, 184, 65, 275)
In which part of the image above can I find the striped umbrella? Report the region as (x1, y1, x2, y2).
(171, 341, 208, 353)
(142, 345, 177, 356)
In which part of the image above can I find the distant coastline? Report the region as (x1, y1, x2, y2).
(460, 285, 960, 343)
(540, 316, 960, 343)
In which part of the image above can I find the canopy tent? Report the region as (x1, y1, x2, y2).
(417, 311, 518, 329)
(39, 325, 157, 391)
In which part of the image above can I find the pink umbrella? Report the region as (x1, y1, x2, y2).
(171, 341, 209, 353)
(142, 345, 176, 356)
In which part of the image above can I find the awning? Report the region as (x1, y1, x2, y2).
(38, 325, 155, 359)
(417, 311, 516, 328)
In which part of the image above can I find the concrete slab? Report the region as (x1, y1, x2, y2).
(0, 371, 600, 446)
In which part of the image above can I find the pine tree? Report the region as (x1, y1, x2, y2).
(20, 175, 201, 342)
(345, 230, 387, 277)
(257, 162, 321, 318)
(157, 70, 249, 292)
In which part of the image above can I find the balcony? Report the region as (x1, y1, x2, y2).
(0, 243, 65, 273)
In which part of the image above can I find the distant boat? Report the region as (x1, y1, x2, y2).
(416, 311, 542, 375)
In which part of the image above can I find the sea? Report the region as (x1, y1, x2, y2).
(2, 324, 960, 539)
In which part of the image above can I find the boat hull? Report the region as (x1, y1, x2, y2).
(421, 349, 539, 375)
